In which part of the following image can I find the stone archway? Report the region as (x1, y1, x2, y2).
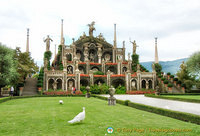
(80, 79, 89, 86)
(122, 67, 127, 73)
(57, 79, 62, 90)
(91, 66, 99, 72)
(67, 79, 75, 91)
(107, 66, 116, 74)
(111, 79, 125, 88)
(131, 79, 137, 90)
(48, 79, 54, 90)
(94, 79, 105, 85)
(142, 80, 146, 89)
(148, 80, 152, 89)
(79, 66, 86, 74)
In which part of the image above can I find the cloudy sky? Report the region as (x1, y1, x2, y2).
(1, 0, 200, 64)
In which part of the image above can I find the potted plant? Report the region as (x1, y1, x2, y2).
(164, 80, 169, 87)
(158, 75, 162, 81)
(170, 75, 174, 82)
(161, 77, 165, 84)
(181, 83, 186, 92)
(167, 72, 171, 79)
(167, 83, 173, 91)
(177, 80, 182, 88)
(37, 80, 43, 91)
(173, 78, 178, 85)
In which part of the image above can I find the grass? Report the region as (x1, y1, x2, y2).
(0, 97, 200, 136)
(162, 95, 200, 100)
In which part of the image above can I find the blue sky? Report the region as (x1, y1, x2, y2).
(1, 0, 200, 64)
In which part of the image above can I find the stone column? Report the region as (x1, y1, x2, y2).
(97, 47, 102, 63)
(75, 69, 80, 91)
(89, 70, 94, 86)
(102, 59, 105, 74)
(107, 70, 111, 86)
(125, 70, 131, 91)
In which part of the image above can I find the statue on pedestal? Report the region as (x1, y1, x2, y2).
(44, 35, 53, 51)
(130, 40, 138, 55)
(88, 21, 95, 37)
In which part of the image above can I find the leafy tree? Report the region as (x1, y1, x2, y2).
(176, 61, 194, 90)
(0, 44, 18, 95)
(186, 51, 200, 79)
(14, 47, 39, 85)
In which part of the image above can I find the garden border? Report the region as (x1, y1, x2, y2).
(145, 94, 200, 103)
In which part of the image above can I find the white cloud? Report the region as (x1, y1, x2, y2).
(0, 0, 200, 64)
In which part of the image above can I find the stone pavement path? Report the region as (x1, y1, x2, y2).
(101, 95, 200, 115)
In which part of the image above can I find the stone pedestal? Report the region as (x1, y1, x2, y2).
(108, 97, 116, 105)
(108, 86, 116, 105)
(85, 86, 90, 98)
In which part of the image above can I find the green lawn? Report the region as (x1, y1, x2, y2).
(0, 97, 200, 136)
(162, 95, 200, 100)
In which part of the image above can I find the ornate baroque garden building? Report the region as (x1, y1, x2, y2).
(43, 20, 156, 92)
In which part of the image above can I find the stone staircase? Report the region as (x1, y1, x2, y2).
(22, 78, 38, 96)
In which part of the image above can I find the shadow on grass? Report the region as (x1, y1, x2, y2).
(68, 122, 85, 126)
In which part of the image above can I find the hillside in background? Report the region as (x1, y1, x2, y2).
(141, 58, 188, 74)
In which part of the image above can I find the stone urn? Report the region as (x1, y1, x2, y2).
(108, 86, 116, 105)
(85, 86, 90, 98)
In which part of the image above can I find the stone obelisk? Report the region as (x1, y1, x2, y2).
(26, 28, 29, 53)
(155, 37, 159, 64)
(61, 19, 64, 45)
(113, 24, 117, 63)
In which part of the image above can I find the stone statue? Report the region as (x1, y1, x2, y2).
(44, 35, 53, 51)
(128, 53, 131, 60)
(98, 33, 105, 40)
(89, 52, 94, 62)
(88, 21, 96, 37)
(130, 40, 138, 55)
(123, 41, 125, 48)
(98, 81, 102, 86)
(53, 81, 57, 91)
(131, 80, 136, 90)
(98, 47, 102, 56)
(67, 66, 73, 74)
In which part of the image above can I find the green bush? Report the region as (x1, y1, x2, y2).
(164, 80, 169, 84)
(37, 82, 43, 87)
(80, 86, 87, 94)
(161, 77, 166, 81)
(18, 83, 24, 87)
(158, 75, 162, 78)
(167, 83, 173, 87)
(181, 83, 186, 87)
(93, 71, 104, 75)
(173, 78, 178, 81)
(44, 51, 52, 61)
(115, 86, 126, 94)
(177, 80, 182, 84)
(167, 72, 171, 75)
(170, 75, 174, 78)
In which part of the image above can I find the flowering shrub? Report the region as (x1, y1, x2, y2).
(68, 74, 75, 76)
(43, 91, 71, 95)
(111, 74, 125, 77)
(106, 63, 117, 65)
(131, 73, 137, 77)
(126, 90, 155, 95)
(79, 62, 86, 64)
(93, 75, 107, 77)
(80, 74, 89, 77)
(90, 62, 101, 65)
(43, 91, 83, 95)
(122, 62, 128, 64)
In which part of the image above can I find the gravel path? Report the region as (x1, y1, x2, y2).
(101, 95, 200, 115)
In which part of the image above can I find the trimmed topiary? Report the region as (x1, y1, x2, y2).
(173, 78, 178, 81)
(161, 77, 166, 81)
(170, 75, 174, 78)
(167, 83, 173, 87)
(177, 80, 182, 84)
(167, 72, 171, 75)
(164, 80, 169, 84)
(158, 75, 162, 78)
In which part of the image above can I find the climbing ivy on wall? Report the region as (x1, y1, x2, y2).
(44, 51, 52, 70)
(132, 54, 139, 72)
